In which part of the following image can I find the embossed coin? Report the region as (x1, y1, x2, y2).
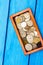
(21, 22, 26, 28)
(26, 20, 33, 26)
(15, 16, 22, 24)
(26, 35, 33, 43)
(33, 37, 40, 44)
(25, 44, 32, 51)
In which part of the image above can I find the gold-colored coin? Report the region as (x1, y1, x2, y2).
(17, 23, 22, 30)
(15, 16, 22, 24)
(30, 26, 36, 32)
(20, 15, 25, 21)
(33, 37, 40, 44)
(26, 20, 33, 27)
(23, 26, 30, 31)
(23, 38, 28, 45)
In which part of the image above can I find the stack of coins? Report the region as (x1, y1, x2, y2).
(15, 12, 41, 52)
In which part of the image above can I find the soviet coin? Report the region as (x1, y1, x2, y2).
(25, 44, 32, 51)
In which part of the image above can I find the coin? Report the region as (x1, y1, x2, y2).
(30, 32, 35, 37)
(19, 29, 26, 38)
(34, 31, 38, 36)
(15, 16, 22, 24)
(23, 26, 30, 31)
(33, 37, 40, 44)
(24, 12, 30, 19)
(25, 18, 30, 22)
(25, 44, 32, 51)
(20, 15, 25, 21)
(32, 44, 37, 49)
(17, 23, 22, 30)
(26, 20, 33, 26)
(30, 26, 36, 32)
(21, 22, 26, 28)
(26, 35, 33, 43)
(23, 38, 28, 45)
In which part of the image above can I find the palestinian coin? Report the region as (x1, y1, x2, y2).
(26, 35, 33, 43)
(25, 44, 32, 51)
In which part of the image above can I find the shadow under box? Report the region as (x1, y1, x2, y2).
(10, 8, 43, 55)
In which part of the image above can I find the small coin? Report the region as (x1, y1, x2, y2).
(15, 16, 22, 24)
(25, 18, 30, 22)
(25, 44, 32, 51)
(33, 37, 40, 44)
(20, 15, 25, 21)
(26, 20, 33, 26)
(19, 29, 26, 38)
(32, 44, 37, 49)
(30, 26, 36, 32)
(26, 35, 33, 43)
(21, 22, 26, 28)
(23, 38, 28, 45)
(23, 26, 30, 31)
(34, 31, 38, 36)
(30, 32, 35, 37)
(17, 23, 22, 30)
(24, 12, 30, 19)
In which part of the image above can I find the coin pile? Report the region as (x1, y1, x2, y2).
(15, 12, 41, 52)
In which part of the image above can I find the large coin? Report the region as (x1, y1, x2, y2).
(33, 37, 40, 44)
(25, 44, 32, 51)
(26, 20, 33, 26)
(26, 35, 33, 43)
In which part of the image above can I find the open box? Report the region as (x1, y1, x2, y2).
(10, 8, 43, 55)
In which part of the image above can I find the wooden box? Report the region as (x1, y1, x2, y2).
(10, 8, 43, 55)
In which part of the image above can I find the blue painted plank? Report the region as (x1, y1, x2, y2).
(0, 0, 9, 65)
(29, 0, 43, 65)
(4, 0, 36, 65)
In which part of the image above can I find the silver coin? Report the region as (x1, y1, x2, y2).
(26, 35, 33, 43)
(32, 44, 37, 49)
(21, 22, 26, 28)
(30, 32, 35, 37)
(25, 44, 32, 51)
(17, 23, 22, 30)
(26, 20, 33, 26)
(19, 29, 26, 38)
(24, 12, 30, 19)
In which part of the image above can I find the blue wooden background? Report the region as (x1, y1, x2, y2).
(0, 0, 43, 65)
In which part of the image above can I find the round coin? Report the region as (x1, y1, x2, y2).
(34, 31, 38, 36)
(26, 35, 33, 43)
(32, 44, 37, 49)
(33, 37, 40, 44)
(26, 20, 33, 26)
(17, 23, 22, 30)
(25, 44, 32, 51)
(15, 16, 22, 24)
(30, 32, 35, 37)
(24, 12, 30, 19)
(21, 22, 26, 28)
(19, 29, 26, 38)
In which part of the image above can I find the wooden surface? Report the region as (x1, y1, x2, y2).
(0, 0, 43, 65)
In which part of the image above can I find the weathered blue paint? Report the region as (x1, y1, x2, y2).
(0, 0, 9, 65)
(29, 0, 43, 65)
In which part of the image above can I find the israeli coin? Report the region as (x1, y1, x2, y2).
(25, 44, 32, 51)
